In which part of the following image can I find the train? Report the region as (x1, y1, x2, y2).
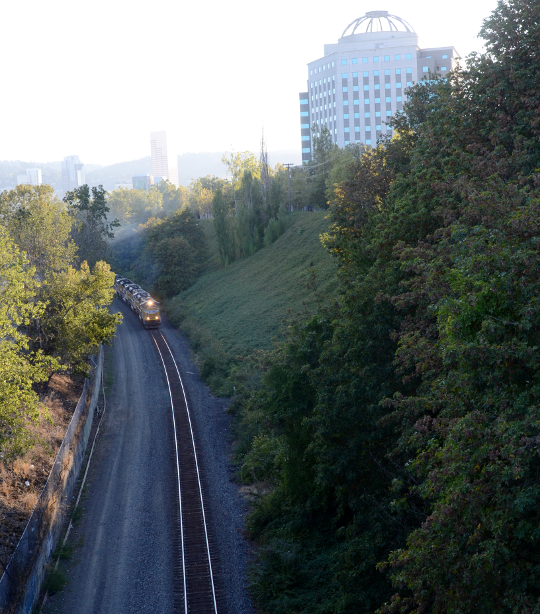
(114, 275, 161, 328)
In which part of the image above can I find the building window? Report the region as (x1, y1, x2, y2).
(374, 84, 380, 90)
(318, 67, 321, 72)
(310, 70, 313, 75)
(442, 54, 448, 59)
(323, 64, 326, 71)
(376, 124, 381, 130)
(363, 71, 368, 77)
(345, 140, 350, 145)
(373, 56, 379, 62)
(300, 98, 308, 104)
(352, 58, 358, 64)
(375, 97, 380, 103)
(301, 135, 310, 141)
(386, 96, 391, 102)
(332, 61, 335, 67)
(406, 53, 412, 59)
(384, 55, 390, 61)
(364, 98, 369, 104)
(353, 99, 359, 105)
(301, 123, 309, 128)
(375, 111, 381, 117)
(301, 111, 309, 116)
(441, 66, 447, 71)
(353, 85, 359, 91)
(385, 83, 391, 89)
(365, 112, 371, 118)
(396, 68, 401, 75)
(366, 139, 372, 144)
(341, 59, 347, 65)
(396, 82, 402, 88)
(374, 70, 379, 76)
(366, 126, 371, 131)
(363, 57, 368, 63)
(354, 112, 360, 118)
(385, 69, 390, 75)
(343, 86, 348, 92)
(345, 127, 350, 132)
(406, 81, 412, 87)
(406, 67, 412, 73)
(396, 96, 402, 102)
(353, 72, 358, 77)
(363, 85, 369, 91)
(395, 54, 401, 60)
(344, 100, 349, 105)
(355, 126, 360, 132)
(386, 110, 391, 116)
(423, 66, 429, 72)
(302, 147, 311, 153)
(344, 113, 349, 119)
(342, 72, 347, 78)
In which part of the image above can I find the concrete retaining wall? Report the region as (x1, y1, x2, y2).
(0, 348, 103, 614)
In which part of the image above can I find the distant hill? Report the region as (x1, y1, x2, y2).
(0, 149, 303, 193)
(85, 157, 151, 191)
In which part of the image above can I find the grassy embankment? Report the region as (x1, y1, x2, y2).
(166, 211, 337, 393)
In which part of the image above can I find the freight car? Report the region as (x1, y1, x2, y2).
(114, 275, 161, 328)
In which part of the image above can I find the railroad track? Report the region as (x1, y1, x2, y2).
(152, 331, 220, 614)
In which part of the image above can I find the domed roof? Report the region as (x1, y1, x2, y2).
(341, 10, 415, 37)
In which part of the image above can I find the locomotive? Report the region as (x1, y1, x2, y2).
(114, 275, 161, 328)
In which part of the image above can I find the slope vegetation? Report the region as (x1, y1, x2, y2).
(168, 211, 336, 358)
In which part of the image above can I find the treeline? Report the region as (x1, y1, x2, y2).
(231, 1, 540, 612)
(0, 184, 120, 458)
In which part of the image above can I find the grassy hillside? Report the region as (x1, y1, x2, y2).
(168, 212, 336, 359)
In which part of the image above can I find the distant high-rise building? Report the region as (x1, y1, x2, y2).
(61, 155, 85, 192)
(300, 10, 460, 161)
(133, 174, 154, 191)
(150, 130, 179, 187)
(17, 168, 42, 186)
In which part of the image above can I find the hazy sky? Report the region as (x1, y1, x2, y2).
(1, 0, 499, 166)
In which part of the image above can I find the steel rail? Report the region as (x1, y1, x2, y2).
(153, 331, 218, 614)
(152, 335, 189, 614)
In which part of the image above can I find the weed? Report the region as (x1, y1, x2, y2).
(72, 505, 83, 524)
(43, 566, 68, 595)
(52, 542, 75, 560)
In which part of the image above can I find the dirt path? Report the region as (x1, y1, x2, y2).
(44, 299, 254, 614)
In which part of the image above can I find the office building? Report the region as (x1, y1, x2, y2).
(150, 130, 179, 187)
(17, 168, 42, 186)
(61, 155, 85, 192)
(299, 10, 460, 162)
(133, 174, 154, 191)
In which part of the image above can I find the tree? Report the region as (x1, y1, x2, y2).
(0, 227, 56, 457)
(64, 185, 120, 266)
(38, 260, 121, 375)
(0, 184, 77, 276)
(142, 208, 207, 297)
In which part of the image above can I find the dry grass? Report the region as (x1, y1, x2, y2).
(0, 374, 84, 568)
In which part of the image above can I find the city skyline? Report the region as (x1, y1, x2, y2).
(0, 0, 498, 166)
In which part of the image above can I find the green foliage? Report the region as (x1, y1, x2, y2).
(38, 260, 121, 375)
(0, 184, 120, 456)
(220, 2, 540, 613)
(107, 186, 163, 225)
(0, 228, 55, 458)
(113, 208, 207, 298)
(64, 184, 120, 267)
